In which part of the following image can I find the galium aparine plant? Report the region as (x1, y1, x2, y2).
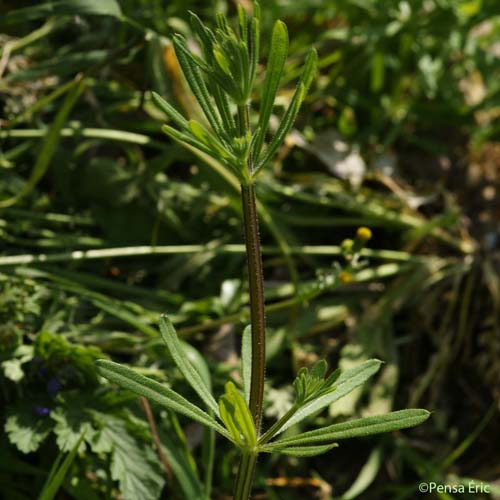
(96, 3, 430, 499)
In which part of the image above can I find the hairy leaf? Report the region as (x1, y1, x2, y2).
(263, 409, 430, 450)
(241, 325, 252, 404)
(173, 36, 225, 141)
(5, 413, 52, 454)
(95, 360, 231, 439)
(255, 49, 317, 173)
(277, 359, 383, 434)
(253, 20, 289, 158)
(151, 92, 189, 131)
(219, 382, 256, 448)
(262, 442, 338, 457)
(159, 315, 218, 414)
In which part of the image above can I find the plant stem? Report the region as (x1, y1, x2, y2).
(233, 451, 258, 500)
(258, 404, 299, 445)
(233, 100, 265, 499)
(241, 181, 266, 435)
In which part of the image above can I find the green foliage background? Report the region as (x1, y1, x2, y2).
(1, 0, 499, 498)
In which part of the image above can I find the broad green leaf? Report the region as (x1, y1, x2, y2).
(262, 442, 338, 457)
(151, 92, 189, 131)
(253, 20, 289, 159)
(0, 79, 85, 208)
(95, 360, 231, 440)
(2, 0, 122, 24)
(38, 432, 86, 500)
(255, 48, 317, 174)
(92, 414, 165, 500)
(277, 359, 383, 434)
(159, 315, 218, 414)
(263, 409, 430, 450)
(5, 413, 52, 454)
(50, 407, 96, 452)
(241, 325, 252, 404)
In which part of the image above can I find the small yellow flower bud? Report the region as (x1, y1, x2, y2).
(339, 271, 353, 284)
(356, 227, 372, 241)
(341, 239, 354, 252)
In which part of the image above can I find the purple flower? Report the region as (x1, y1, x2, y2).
(47, 378, 62, 398)
(33, 405, 51, 417)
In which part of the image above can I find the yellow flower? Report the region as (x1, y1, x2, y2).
(356, 227, 372, 241)
(339, 271, 353, 284)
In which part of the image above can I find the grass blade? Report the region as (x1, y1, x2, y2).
(38, 432, 85, 500)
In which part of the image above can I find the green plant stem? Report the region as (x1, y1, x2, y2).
(233, 451, 258, 500)
(0, 243, 426, 267)
(258, 404, 299, 445)
(241, 181, 266, 433)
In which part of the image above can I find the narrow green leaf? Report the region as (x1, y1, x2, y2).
(173, 36, 225, 141)
(261, 442, 338, 457)
(158, 417, 206, 500)
(159, 315, 219, 415)
(241, 325, 252, 405)
(211, 85, 236, 136)
(264, 409, 431, 450)
(188, 120, 233, 160)
(213, 47, 231, 75)
(277, 359, 383, 435)
(151, 92, 189, 131)
(248, 17, 260, 91)
(341, 447, 383, 500)
(160, 125, 244, 182)
(95, 360, 232, 440)
(253, 20, 289, 159)
(311, 359, 328, 379)
(38, 432, 85, 500)
(237, 5, 248, 42)
(255, 48, 317, 174)
(239, 40, 251, 97)
(188, 12, 216, 57)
